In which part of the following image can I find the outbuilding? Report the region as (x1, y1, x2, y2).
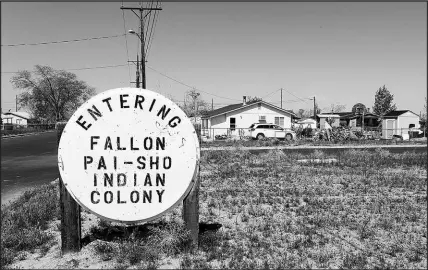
(382, 110, 420, 139)
(317, 114, 341, 128)
(295, 118, 317, 129)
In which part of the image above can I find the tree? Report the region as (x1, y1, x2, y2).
(297, 109, 306, 118)
(11, 65, 95, 122)
(422, 97, 427, 122)
(246, 96, 263, 104)
(179, 89, 209, 117)
(326, 117, 336, 126)
(352, 103, 367, 115)
(330, 104, 346, 113)
(421, 97, 427, 131)
(372, 85, 396, 116)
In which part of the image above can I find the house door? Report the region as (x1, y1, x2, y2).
(229, 118, 236, 135)
(386, 120, 394, 139)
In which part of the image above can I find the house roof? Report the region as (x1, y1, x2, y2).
(2, 111, 31, 119)
(345, 112, 380, 120)
(202, 101, 297, 119)
(383, 110, 418, 118)
(204, 103, 243, 118)
(317, 114, 341, 118)
(297, 118, 316, 124)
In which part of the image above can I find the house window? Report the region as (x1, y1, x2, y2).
(274, 117, 284, 127)
(259, 115, 266, 123)
(230, 117, 236, 131)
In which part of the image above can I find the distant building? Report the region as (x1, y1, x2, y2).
(1, 111, 31, 127)
(317, 113, 341, 128)
(295, 118, 317, 129)
(317, 111, 380, 128)
(201, 96, 297, 138)
(382, 110, 420, 139)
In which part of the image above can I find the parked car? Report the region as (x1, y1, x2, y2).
(249, 123, 296, 140)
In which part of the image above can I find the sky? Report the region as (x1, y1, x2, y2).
(1, 2, 427, 115)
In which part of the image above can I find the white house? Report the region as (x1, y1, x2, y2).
(201, 97, 296, 138)
(382, 110, 420, 139)
(1, 111, 31, 127)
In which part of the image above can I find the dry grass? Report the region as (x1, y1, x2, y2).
(2, 148, 426, 269)
(194, 148, 427, 269)
(201, 137, 427, 148)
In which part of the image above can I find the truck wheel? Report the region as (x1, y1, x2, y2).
(256, 133, 265, 140)
(286, 133, 293, 141)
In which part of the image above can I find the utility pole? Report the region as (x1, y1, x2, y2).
(194, 96, 198, 124)
(212, 99, 213, 111)
(362, 108, 365, 132)
(16, 95, 18, 111)
(189, 90, 200, 124)
(280, 88, 283, 109)
(127, 54, 140, 87)
(140, 14, 145, 89)
(136, 55, 140, 88)
(313, 96, 316, 119)
(121, 4, 162, 89)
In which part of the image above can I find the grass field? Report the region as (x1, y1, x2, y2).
(1, 148, 427, 269)
(200, 137, 427, 148)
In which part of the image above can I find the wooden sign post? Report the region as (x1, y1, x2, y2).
(183, 160, 200, 246)
(56, 122, 81, 253)
(57, 88, 200, 247)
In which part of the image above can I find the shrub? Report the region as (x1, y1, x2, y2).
(1, 184, 58, 266)
(149, 221, 193, 256)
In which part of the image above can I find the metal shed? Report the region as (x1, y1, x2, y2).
(382, 110, 420, 139)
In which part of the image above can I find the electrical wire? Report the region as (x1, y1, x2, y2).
(2, 34, 125, 47)
(144, 0, 155, 41)
(142, 1, 153, 57)
(283, 88, 311, 105)
(1, 64, 129, 74)
(146, 65, 241, 101)
(145, 1, 160, 60)
(262, 88, 281, 99)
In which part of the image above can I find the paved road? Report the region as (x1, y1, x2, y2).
(1, 131, 58, 205)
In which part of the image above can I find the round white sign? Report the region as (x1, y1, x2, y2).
(58, 88, 200, 223)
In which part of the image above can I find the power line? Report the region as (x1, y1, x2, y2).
(2, 34, 125, 47)
(144, 0, 155, 52)
(145, 1, 160, 60)
(262, 88, 281, 99)
(1, 64, 129, 74)
(283, 88, 311, 105)
(121, 4, 162, 89)
(146, 65, 241, 101)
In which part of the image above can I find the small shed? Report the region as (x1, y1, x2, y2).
(295, 118, 317, 129)
(317, 114, 341, 128)
(382, 110, 420, 139)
